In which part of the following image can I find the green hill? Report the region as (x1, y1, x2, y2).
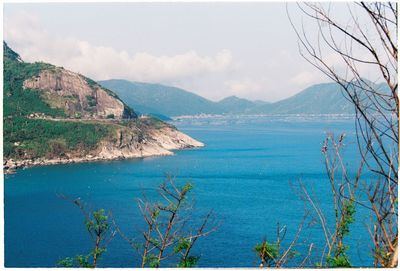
(3, 42, 135, 159)
(250, 83, 355, 114)
(98, 79, 221, 116)
(216, 96, 258, 113)
(98, 80, 265, 116)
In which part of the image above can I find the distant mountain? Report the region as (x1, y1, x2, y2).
(250, 83, 355, 114)
(253, 100, 271, 106)
(126, 103, 172, 121)
(216, 96, 257, 113)
(98, 79, 272, 117)
(98, 80, 221, 116)
(99, 79, 368, 117)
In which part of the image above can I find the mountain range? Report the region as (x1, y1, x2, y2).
(99, 79, 358, 117)
(98, 80, 221, 117)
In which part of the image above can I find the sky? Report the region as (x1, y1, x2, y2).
(4, 2, 337, 102)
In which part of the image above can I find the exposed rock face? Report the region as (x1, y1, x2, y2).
(23, 68, 132, 119)
(97, 124, 204, 159)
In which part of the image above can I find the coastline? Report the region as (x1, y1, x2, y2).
(4, 144, 203, 174)
(4, 126, 204, 174)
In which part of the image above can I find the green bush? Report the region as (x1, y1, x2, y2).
(86, 95, 97, 107)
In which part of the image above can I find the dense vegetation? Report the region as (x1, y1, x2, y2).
(4, 117, 110, 158)
(3, 50, 64, 118)
(3, 42, 112, 159)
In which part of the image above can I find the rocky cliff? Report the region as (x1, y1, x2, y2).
(23, 68, 135, 119)
(98, 117, 204, 158)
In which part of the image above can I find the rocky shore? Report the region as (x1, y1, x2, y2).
(4, 126, 204, 174)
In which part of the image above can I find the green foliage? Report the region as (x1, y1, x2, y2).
(3, 57, 64, 118)
(152, 207, 160, 219)
(135, 180, 211, 268)
(338, 199, 356, 237)
(4, 42, 21, 61)
(178, 256, 200, 267)
(175, 238, 200, 268)
(86, 95, 97, 107)
(56, 257, 74, 267)
(48, 138, 68, 158)
(144, 253, 160, 268)
(326, 244, 352, 268)
(57, 207, 112, 268)
(254, 241, 278, 267)
(57, 254, 93, 268)
(137, 115, 174, 130)
(326, 254, 351, 267)
(92, 247, 106, 263)
(254, 233, 301, 268)
(326, 198, 356, 267)
(4, 116, 110, 159)
(4, 42, 61, 117)
(314, 262, 323, 267)
(181, 182, 193, 194)
(174, 238, 190, 254)
(122, 105, 137, 119)
(85, 209, 109, 234)
(149, 237, 161, 247)
(83, 76, 99, 89)
(106, 114, 115, 119)
(75, 254, 92, 268)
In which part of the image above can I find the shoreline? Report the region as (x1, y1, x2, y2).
(4, 119, 205, 175)
(4, 145, 202, 174)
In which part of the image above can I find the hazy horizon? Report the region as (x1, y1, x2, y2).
(4, 2, 347, 102)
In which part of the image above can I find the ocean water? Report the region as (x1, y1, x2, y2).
(4, 115, 375, 267)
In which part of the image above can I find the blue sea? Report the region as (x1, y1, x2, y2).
(4, 115, 375, 267)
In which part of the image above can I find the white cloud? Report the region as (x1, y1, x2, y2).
(289, 71, 321, 86)
(225, 80, 261, 97)
(4, 12, 234, 82)
(224, 79, 264, 99)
